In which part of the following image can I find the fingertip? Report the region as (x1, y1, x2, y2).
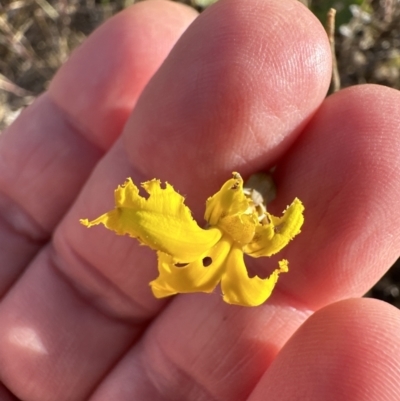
(274, 83, 400, 307)
(124, 0, 331, 204)
(250, 298, 400, 401)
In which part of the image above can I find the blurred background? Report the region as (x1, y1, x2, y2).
(1, 0, 399, 306)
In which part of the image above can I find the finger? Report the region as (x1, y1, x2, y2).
(124, 0, 331, 217)
(248, 298, 400, 401)
(0, 1, 197, 294)
(88, 293, 312, 401)
(270, 84, 400, 309)
(0, 249, 135, 401)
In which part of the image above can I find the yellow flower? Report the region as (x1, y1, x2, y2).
(80, 173, 304, 307)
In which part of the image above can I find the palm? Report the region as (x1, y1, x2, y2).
(1, 1, 400, 400)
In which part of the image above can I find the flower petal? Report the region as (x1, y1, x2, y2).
(221, 246, 289, 307)
(150, 237, 232, 298)
(244, 198, 304, 257)
(205, 172, 250, 225)
(205, 172, 256, 245)
(80, 178, 221, 262)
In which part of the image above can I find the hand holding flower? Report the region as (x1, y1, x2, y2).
(0, 1, 400, 400)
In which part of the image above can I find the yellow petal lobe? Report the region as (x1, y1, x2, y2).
(80, 178, 221, 262)
(221, 246, 289, 307)
(205, 172, 249, 225)
(244, 198, 304, 257)
(150, 237, 232, 297)
(205, 172, 256, 245)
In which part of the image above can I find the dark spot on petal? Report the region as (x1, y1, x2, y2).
(175, 262, 189, 268)
(202, 257, 212, 267)
(260, 215, 270, 225)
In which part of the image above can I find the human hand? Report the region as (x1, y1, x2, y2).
(1, 0, 400, 400)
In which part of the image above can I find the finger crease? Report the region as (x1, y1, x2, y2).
(48, 243, 156, 325)
(141, 336, 222, 401)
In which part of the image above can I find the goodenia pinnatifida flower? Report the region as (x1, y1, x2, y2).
(80, 172, 304, 307)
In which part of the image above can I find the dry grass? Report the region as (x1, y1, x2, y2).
(2, 0, 400, 128)
(0, 0, 133, 129)
(1, 0, 400, 306)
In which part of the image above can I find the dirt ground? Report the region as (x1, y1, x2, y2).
(1, 0, 399, 307)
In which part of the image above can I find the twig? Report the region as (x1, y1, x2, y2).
(0, 73, 33, 97)
(326, 8, 341, 93)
